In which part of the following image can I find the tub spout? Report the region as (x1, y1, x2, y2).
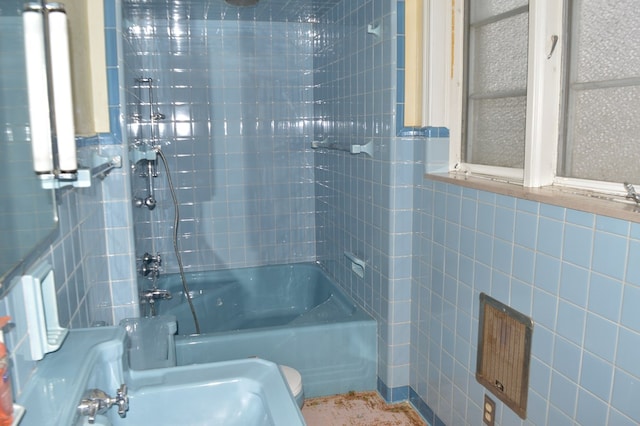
(140, 288, 172, 301)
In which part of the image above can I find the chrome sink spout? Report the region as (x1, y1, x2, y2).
(77, 384, 129, 424)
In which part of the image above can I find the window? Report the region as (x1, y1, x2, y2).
(449, 0, 640, 197)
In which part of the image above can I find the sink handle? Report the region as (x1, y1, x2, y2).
(77, 385, 128, 423)
(115, 384, 129, 418)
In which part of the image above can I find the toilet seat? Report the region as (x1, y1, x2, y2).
(279, 365, 303, 397)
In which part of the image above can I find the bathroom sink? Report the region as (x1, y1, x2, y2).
(80, 358, 305, 426)
(17, 328, 304, 426)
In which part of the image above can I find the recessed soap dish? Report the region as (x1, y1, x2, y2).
(19, 263, 69, 361)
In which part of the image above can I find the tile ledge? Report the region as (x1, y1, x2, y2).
(426, 172, 640, 224)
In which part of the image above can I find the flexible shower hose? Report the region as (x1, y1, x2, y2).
(155, 147, 202, 335)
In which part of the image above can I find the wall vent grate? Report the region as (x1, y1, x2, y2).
(476, 293, 533, 419)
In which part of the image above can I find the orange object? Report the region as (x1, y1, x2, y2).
(0, 316, 13, 426)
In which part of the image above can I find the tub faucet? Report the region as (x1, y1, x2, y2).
(77, 384, 128, 424)
(138, 252, 161, 278)
(140, 288, 172, 301)
(140, 288, 172, 316)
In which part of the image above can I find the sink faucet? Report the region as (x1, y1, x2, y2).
(624, 182, 640, 204)
(77, 384, 129, 424)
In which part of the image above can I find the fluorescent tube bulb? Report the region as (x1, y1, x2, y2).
(47, 6, 77, 174)
(22, 5, 53, 175)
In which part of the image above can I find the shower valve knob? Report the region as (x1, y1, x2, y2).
(140, 252, 161, 264)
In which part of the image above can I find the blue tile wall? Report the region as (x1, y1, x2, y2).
(313, 0, 418, 396)
(7, 1, 639, 423)
(122, 12, 317, 274)
(96, 0, 138, 324)
(0, 0, 137, 399)
(411, 163, 640, 425)
(2, 161, 112, 397)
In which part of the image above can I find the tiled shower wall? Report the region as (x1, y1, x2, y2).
(122, 13, 317, 274)
(121, 0, 414, 399)
(313, 0, 415, 399)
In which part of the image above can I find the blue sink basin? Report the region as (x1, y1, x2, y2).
(17, 328, 305, 426)
(112, 358, 305, 426)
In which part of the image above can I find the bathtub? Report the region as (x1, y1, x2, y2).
(150, 262, 377, 398)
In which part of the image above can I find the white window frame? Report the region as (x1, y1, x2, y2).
(444, 0, 633, 199)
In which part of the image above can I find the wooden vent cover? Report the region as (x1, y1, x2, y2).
(476, 293, 533, 419)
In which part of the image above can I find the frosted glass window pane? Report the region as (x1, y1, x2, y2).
(571, 0, 640, 83)
(467, 97, 526, 168)
(471, 0, 528, 24)
(470, 12, 528, 94)
(562, 0, 640, 184)
(465, 2, 528, 170)
(564, 86, 640, 183)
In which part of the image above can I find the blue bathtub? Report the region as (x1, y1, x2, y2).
(151, 262, 377, 398)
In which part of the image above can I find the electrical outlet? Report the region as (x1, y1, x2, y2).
(483, 394, 496, 426)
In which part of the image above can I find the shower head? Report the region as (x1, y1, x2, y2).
(224, 0, 259, 6)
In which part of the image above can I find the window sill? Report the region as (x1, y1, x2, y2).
(426, 172, 640, 224)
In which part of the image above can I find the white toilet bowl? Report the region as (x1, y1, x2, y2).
(279, 365, 304, 409)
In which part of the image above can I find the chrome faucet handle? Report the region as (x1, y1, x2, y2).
(140, 263, 153, 276)
(139, 252, 162, 265)
(77, 385, 129, 423)
(115, 384, 129, 418)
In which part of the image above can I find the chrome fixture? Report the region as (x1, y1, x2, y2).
(134, 194, 157, 210)
(77, 385, 128, 424)
(133, 159, 158, 210)
(138, 252, 161, 278)
(138, 252, 169, 316)
(140, 288, 172, 317)
(225, 0, 259, 6)
(140, 252, 161, 265)
(140, 288, 172, 301)
(624, 182, 640, 204)
(311, 138, 374, 158)
(131, 77, 162, 209)
(131, 76, 164, 148)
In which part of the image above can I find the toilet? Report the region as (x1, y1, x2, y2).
(279, 364, 304, 409)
